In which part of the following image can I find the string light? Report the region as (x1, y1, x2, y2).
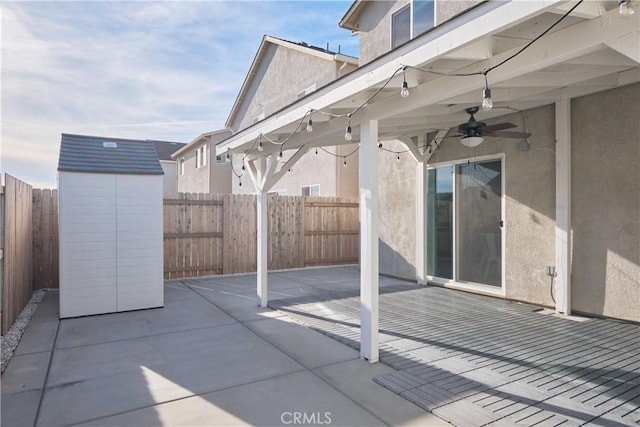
(258, 139, 264, 152)
(306, 118, 313, 132)
(396, 154, 400, 161)
(344, 119, 352, 141)
(378, 142, 383, 148)
(619, 0, 635, 16)
(400, 68, 409, 98)
(277, 148, 283, 161)
(225, 149, 231, 163)
(239, 178, 242, 187)
(343, 157, 348, 167)
(482, 72, 493, 111)
(315, 147, 318, 155)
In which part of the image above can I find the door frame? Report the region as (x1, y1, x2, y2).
(425, 153, 506, 297)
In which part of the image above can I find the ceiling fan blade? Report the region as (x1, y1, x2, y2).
(485, 130, 531, 139)
(483, 122, 517, 132)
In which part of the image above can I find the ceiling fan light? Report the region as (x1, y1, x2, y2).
(461, 136, 484, 147)
(619, 0, 635, 17)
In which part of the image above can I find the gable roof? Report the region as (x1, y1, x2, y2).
(152, 140, 186, 161)
(225, 35, 358, 129)
(171, 128, 232, 158)
(339, 0, 364, 32)
(58, 133, 164, 175)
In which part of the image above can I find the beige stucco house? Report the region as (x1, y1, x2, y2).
(172, 129, 233, 194)
(216, 0, 639, 361)
(227, 35, 361, 197)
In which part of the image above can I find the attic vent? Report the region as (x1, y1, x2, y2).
(102, 142, 118, 148)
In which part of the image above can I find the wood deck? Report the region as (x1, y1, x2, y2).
(268, 270, 640, 426)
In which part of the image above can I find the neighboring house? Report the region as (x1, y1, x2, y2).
(226, 35, 360, 197)
(152, 140, 186, 193)
(172, 129, 233, 194)
(218, 0, 639, 342)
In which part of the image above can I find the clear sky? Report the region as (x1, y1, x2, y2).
(1, 1, 359, 188)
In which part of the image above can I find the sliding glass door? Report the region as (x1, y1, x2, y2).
(427, 158, 503, 289)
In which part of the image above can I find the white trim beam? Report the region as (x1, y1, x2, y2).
(555, 97, 571, 315)
(359, 118, 379, 363)
(605, 33, 640, 64)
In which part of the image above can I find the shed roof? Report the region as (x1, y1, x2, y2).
(58, 134, 164, 175)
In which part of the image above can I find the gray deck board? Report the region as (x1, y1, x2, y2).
(269, 272, 640, 426)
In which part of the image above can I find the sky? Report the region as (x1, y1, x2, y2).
(1, 0, 359, 188)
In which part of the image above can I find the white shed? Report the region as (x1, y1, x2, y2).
(57, 134, 164, 318)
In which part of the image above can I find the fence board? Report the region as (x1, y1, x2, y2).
(32, 189, 58, 289)
(2, 175, 33, 334)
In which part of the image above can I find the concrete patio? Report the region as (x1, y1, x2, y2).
(1, 266, 448, 427)
(2, 265, 639, 426)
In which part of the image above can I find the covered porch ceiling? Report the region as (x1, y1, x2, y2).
(217, 0, 639, 161)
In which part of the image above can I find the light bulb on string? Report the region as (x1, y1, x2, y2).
(619, 0, 635, 16)
(225, 150, 231, 163)
(396, 154, 400, 161)
(241, 164, 245, 171)
(258, 140, 264, 152)
(238, 179, 242, 187)
(482, 73, 493, 111)
(344, 123, 352, 141)
(315, 147, 318, 155)
(277, 148, 283, 161)
(378, 142, 383, 148)
(306, 118, 313, 132)
(343, 157, 348, 167)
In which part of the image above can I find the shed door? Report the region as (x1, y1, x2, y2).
(59, 173, 117, 317)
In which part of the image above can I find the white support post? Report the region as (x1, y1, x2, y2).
(257, 188, 268, 308)
(359, 118, 379, 363)
(555, 97, 571, 315)
(416, 161, 427, 286)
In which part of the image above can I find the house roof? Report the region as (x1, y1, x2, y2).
(171, 128, 232, 158)
(151, 140, 186, 161)
(339, 0, 364, 32)
(58, 134, 164, 175)
(225, 35, 359, 130)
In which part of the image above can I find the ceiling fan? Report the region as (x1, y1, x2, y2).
(453, 107, 531, 147)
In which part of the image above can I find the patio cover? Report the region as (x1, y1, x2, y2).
(216, 0, 640, 362)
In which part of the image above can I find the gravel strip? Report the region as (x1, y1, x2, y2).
(1, 290, 46, 373)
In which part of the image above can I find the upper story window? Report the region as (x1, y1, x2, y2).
(179, 158, 185, 175)
(215, 154, 225, 164)
(391, 0, 435, 49)
(195, 145, 206, 168)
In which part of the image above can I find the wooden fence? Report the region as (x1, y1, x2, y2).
(1, 175, 34, 334)
(163, 194, 359, 279)
(0, 187, 359, 332)
(33, 189, 59, 289)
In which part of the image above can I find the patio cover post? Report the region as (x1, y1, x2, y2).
(416, 162, 427, 286)
(257, 188, 268, 307)
(555, 97, 571, 315)
(359, 118, 379, 363)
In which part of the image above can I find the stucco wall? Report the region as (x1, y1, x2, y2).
(571, 84, 640, 322)
(232, 44, 342, 132)
(356, 0, 482, 65)
(378, 140, 417, 279)
(420, 105, 557, 305)
(159, 161, 177, 194)
(176, 143, 210, 193)
(336, 144, 360, 198)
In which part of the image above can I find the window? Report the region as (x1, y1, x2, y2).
(391, 0, 435, 49)
(391, 5, 411, 49)
(196, 145, 207, 168)
(179, 158, 185, 175)
(215, 154, 225, 164)
(301, 184, 320, 197)
(268, 189, 288, 196)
